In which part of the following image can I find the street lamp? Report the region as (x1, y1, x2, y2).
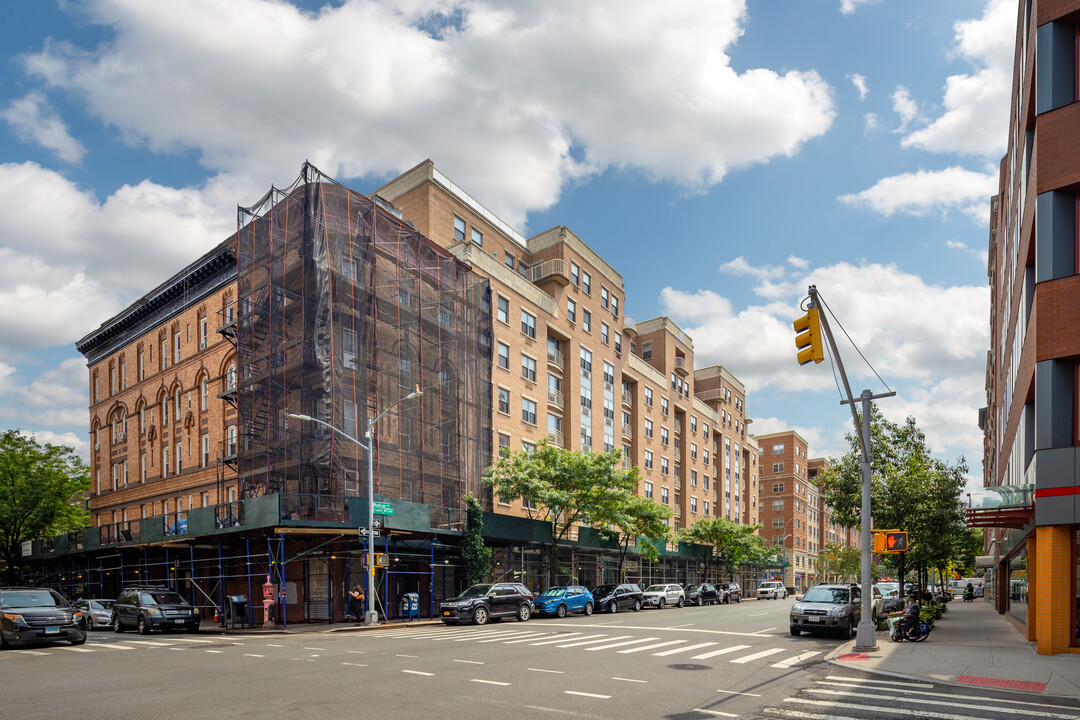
(288, 384, 422, 625)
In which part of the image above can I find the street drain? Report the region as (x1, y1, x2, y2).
(667, 663, 710, 671)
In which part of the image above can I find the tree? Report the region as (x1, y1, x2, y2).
(951, 528, 984, 577)
(0, 430, 90, 581)
(716, 523, 768, 581)
(678, 518, 763, 582)
(600, 493, 674, 581)
(462, 495, 492, 586)
(818, 405, 967, 596)
(484, 441, 636, 586)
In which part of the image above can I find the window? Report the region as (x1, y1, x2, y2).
(611, 296, 619, 317)
(522, 398, 537, 425)
(601, 287, 609, 308)
(772, 500, 784, 511)
(691, 470, 697, 487)
(660, 427, 668, 446)
(603, 361, 615, 386)
(660, 397, 669, 416)
(175, 442, 182, 475)
(471, 227, 483, 246)
(161, 339, 168, 370)
(497, 342, 510, 369)
(497, 296, 509, 323)
(120, 360, 126, 390)
(704, 500, 710, 515)
(567, 299, 576, 323)
(691, 443, 698, 460)
(138, 350, 145, 381)
(644, 387, 653, 406)
(773, 462, 784, 473)
(571, 262, 580, 285)
(661, 457, 669, 475)
(498, 433, 510, 459)
(660, 487, 669, 504)
(579, 347, 592, 373)
(199, 318, 208, 349)
(614, 331, 622, 353)
(703, 449, 710, 466)
(498, 387, 510, 415)
(691, 497, 698, 513)
(773, 517, 784, 529)
(453, 216, 466, 242)
(342, 257, 357, 280)
(174, 333, 181, 364)
(644, 482, 653, 499)
(644, 450, 654, 469)
(200, 377, 208, 411)
(343, 402, 357, 438)
(642, 341, 652, 360)
(521, 355, 537, 382)
(645, 419, 654, 438)
(582, 309, 591, 333)
(140, 454, 146, 483)
(226, 426, 237, 456)
(581, 271, 591, 294)
(505, 252, 515, 270)
(201, 435, 210, 468)
(521, 310, 536, 339)
(690, 416, 698, 433)
(772, 444, 784, 455)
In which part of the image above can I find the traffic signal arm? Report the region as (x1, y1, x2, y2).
(794, 307, 824, 365)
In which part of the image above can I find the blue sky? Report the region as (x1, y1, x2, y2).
(0, 0, 1011, 494)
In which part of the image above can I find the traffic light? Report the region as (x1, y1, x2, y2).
(873, 530, 908, 554)
(873, 532, 886, 554)
(793, 307, 824, 365)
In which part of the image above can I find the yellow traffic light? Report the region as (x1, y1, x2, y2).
(873, 532, 886, 554)
(794, 307, 824, 365)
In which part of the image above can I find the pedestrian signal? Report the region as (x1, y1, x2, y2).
(873, 530, 908, 554)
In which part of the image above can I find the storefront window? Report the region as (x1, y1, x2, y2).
(1007, 545, 1028, 625)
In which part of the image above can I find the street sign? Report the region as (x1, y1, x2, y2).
(373, 502, 394, 516)
(372, 518, 383, 530)
(358, 528, 381, 538)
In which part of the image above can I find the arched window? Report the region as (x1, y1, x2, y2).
(200, 376, 209, 412)
(227, 364, 236, 391)
(226, 425, 237, 456)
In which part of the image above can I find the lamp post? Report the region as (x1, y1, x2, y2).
(288, 384, 422, 625)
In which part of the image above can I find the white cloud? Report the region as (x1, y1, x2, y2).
(720, 256, 785, 282)
(840, 0, 879, 14)
(864, 112, 878, 133)
(847, 73, 868, 100)
(1, 92, 86, 163)
(837, 165, 997, 220)
(901, 0, 1014, 156)
(891, 86, 923, 133)
(21, 429, 91, 459)
(787, 255, 810, 270)
(23, 0, 835, 228)
(946, 239, 989, 265)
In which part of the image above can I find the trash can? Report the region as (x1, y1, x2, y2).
(402, 592, 419, 622)
(225, 595, 248, 629)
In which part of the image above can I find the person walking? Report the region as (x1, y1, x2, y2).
(349, 584, 365, 624)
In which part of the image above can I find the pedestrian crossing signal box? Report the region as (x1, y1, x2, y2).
(361, 553, 390, 568)
(873, 531, 908, 554)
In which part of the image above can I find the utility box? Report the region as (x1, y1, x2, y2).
(225, 595, 248, 629)
(401, 592, 420, 621)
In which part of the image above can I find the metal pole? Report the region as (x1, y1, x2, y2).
(365, 420, 378, 626)
(854, 389, 878, 652)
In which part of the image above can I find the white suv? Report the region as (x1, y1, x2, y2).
(642, 584, 685, 609)
(756, 581, 788, 600)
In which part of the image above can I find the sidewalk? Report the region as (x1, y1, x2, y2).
(827, 600, 1080, 698)
(215, 617, 443, 636)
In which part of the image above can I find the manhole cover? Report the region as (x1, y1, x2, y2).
(667, 663, 710, 671)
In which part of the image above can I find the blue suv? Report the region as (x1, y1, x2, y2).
(533, 586, 594, 618)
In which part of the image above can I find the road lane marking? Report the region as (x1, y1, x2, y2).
(205, 650, 224, 654)
(815, 682, 1078, 709)
(347, 650, 365, 654)
(503, 634, 560, 644)
(666, 623, 695, 628)
(585, 637, 659, 651)
(618, 640, 686, 654)
(341, 662, 368, 667)
(471, 679, 511, 686)
(787, 696, 1049, 720)
(92, 643, 134, 650)
(752, 627, 777, 634)
(265, 643, 283, 647)
(402, 670, 433, 676)
(771, 651, 821, 668)
(15, 650, 49, 655)
(717, 690, 761, 697)
(58, 647, 94, 652)
(528, 633, 586, 645)
(244, 653, 265, 657)
(304, 647, 325, 650)
(612, 677, 647, 683)
(692, 644, 751, 660)
(454, 659, 485, 664)
(169, 638, 214, 643)
(654, 642, 717, 656)
(803, 689, 1073, 717)
(565, 691, 610, 699)
(477, 632, 549, 644)
(730, 648, 785, 664)
(457, 631, 523, 642)
(558, 635, 630, 648)
(692, 709, 738, 718)
(528, 668, 564, 674)
(396, 654, 418, 658)
(823, 676, 933, 689)
(524, 707, 573, 714)
(120, 640, 174, 646)
(750, 612, 767, 617)
(524, 621, 770, 637)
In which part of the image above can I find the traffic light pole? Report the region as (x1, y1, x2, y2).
(807, 286, 894, 652)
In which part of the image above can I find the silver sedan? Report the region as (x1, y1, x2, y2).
(75, 599, 115, 630)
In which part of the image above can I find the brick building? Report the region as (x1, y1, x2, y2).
(978, 0, 1080, 655)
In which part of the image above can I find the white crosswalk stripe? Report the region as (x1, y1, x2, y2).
(729, 647, 785, 664)
(557, 635, 628, 648)
(770, 651, 821, 668)
(653, 642, 717, 657)
(476, 631, 549, 643)
(584, 637, 660, 651)
(692, 644, 751, 660)
(618, 640, 686, 654)
(528, 633, 586, 645)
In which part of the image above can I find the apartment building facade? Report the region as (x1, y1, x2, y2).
(980, 0, 1080, 655)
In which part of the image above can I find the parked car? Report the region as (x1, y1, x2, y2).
(0, 587, 86, 648)
(642, 583, 685, 609)
(533, 586, 594, 617)
(789, 584, 861, 638)
(860, 584, 884, 619)
(684, 583, 721, 606)
(75, 598, 114, 630)
(439, 583, 533, 625)
(719, 582, 742, 603)
(757, 581, 788, 600)
(111, 586, 200, 634)
(876, 582, 903, 613)
(591, 583, 643, 613)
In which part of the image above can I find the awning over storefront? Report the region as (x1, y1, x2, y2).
(965, 484, 1034, 529)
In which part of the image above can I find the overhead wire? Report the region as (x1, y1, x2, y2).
(817, 293, 893, 395)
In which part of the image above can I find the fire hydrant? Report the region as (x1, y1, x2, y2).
(262, 575, 276, 629)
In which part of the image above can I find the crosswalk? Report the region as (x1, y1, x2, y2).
(754, 676, 1080, 720)
(370, 625, 821, 667)
(6, 635, 217, 657)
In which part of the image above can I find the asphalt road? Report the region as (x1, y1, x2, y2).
(3, 597, 1074, 720)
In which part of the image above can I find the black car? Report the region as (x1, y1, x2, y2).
(684, 583, 721, 606)
(439, 583, 533, 625)
(719, 582, 742, 603)
(111, 586, 200, 634)
(0, 587, 86, 648)
(591, 583, 643, 613)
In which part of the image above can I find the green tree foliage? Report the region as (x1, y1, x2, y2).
(0, 430, 90, 580)
(951, 528, 985, 577)
(462, 495, 492, 586)
(484, 441, 636, 586)
(679, 518, 767, 581)
(818, 405, 967, 588)
(816, 543, 862, 582)
(600, 493, 674, 581)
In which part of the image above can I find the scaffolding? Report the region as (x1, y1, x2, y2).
(235, 163, 491, 526)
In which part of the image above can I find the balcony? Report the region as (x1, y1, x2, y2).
(529, 258, 569, 286)
(621, 424, 632, 439)
(548, 430, 564, 447)
(622, 390, 632, 407)
(674, 356, 689, 376)
(547, 388, 564, 408)
(674, 419, 682, 434)
(623, 457, 631, 469)
(623, 316, 638, 337)
(547, 346, 564, 369)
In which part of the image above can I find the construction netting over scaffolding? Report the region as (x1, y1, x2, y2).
(235, 163, 492, 529)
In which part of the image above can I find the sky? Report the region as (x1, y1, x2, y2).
(0, 0, 1013, 496)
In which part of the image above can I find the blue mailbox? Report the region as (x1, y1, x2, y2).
(401, 592, 420, 621)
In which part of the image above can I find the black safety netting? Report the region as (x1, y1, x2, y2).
(234, 163, 491, 530)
